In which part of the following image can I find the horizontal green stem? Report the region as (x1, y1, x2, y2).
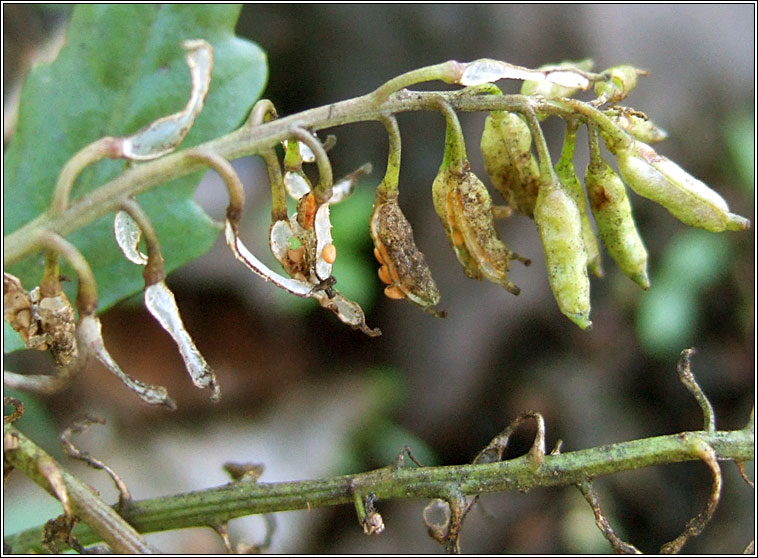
(5, 422, 752, 553)
(3, 91, 575, 269)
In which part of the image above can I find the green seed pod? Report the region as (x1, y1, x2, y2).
(520, 59, 594, 99)
(594, 65, 645, 104)
(610, 138, 750, 232)
(585, 154, 650, 289)
(555, 125, 603, 278)
(604, 107, 667, 143)
(534, 176, 592, 329)
(481, 111, 541, 217)
(370, 195, 444, 316)
(433, 167, 525, 295)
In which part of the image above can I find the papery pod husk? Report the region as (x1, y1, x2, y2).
(534, 177, 592, 329)
(433, 167, 522, 295)
(481, 111, 541, 217)
(609, 138, 750, 232)
(520, 59, 595, 100)
(555, 150, 603, 278)
(585, 157, 650, 289)
(370, 194, 443, 316)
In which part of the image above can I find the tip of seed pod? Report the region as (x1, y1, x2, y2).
(635, 272, 651, 291)
(727, 214, 751, 231)
(568, 312, 592, 331)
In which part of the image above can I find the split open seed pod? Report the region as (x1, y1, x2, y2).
(433, 167, 525, 295)
(370, 195, 444, 316)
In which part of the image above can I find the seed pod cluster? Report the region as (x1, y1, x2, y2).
(533, 176, 592, 330)
(370, 195, 444, 316)
(433, 166, 526, 295)
(481, 111, 541, 217)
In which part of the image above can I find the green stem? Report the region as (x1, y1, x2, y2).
(370, 60, 465, 104)
(376, 115, 401, 200)
(2, 92, 609, 269)
(5, 423, 752, 553)
(435, 99, 467, 174)
(4, 423, 158, 553)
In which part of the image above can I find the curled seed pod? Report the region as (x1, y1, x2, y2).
(77, 314, 177, 409)
(433, 167, 526, 295)
(370, 195, 443, 316)
(534, 176, 592, 329)
(481, 111, 541, 217)
(604, 107, 667, 143)
(555, 127, 603, 278)
(594, 65, 646, 105)
(520, 59, 595, 99)
(609, 138, 750, 232)
(585, 155, 650, 289)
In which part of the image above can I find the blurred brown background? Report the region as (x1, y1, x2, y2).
(4, 4, 754, 553)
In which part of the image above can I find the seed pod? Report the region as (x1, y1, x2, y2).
(520, 59, 595, 99)
(370, 195, 443, 316)
(481, 111, 541, 216)
(433, 167, 525, 294)
(534, 176, 592, 329)
(594, 65, 645, 104)
(555, 127, 603, 278)
(605, 107, 667, 143)
(585, 155, 650, 289)
(610, 138, 750, 232)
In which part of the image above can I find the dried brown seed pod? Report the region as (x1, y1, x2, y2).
(370, 196, 443, 316)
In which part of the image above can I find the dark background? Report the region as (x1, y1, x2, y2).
(4, 4, 754, 553)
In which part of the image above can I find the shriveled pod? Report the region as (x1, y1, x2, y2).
(534, 176, 592, 330)
(607, 137, 750, 232)
(481, 110, 541, 217)
(433, 168, 526, 295)
(585, 145, 650, 289)
(370, 196, 443, 316)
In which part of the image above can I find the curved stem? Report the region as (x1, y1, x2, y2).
(376, 115, 401, 200)
(290, 127, 333, 204)
(4, 425, 752, 553)
(118, 198, 166, 286)
(370, 60, 464, 104)
(434, 99, 467, 174)
(37, 232, 98, 315)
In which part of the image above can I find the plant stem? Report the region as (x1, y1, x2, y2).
(4, 422, 752, 553)
(3, 423, 158, 553)
(4, 91, 576, 269)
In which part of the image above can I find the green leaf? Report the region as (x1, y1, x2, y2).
(3, 5, 267, 323)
